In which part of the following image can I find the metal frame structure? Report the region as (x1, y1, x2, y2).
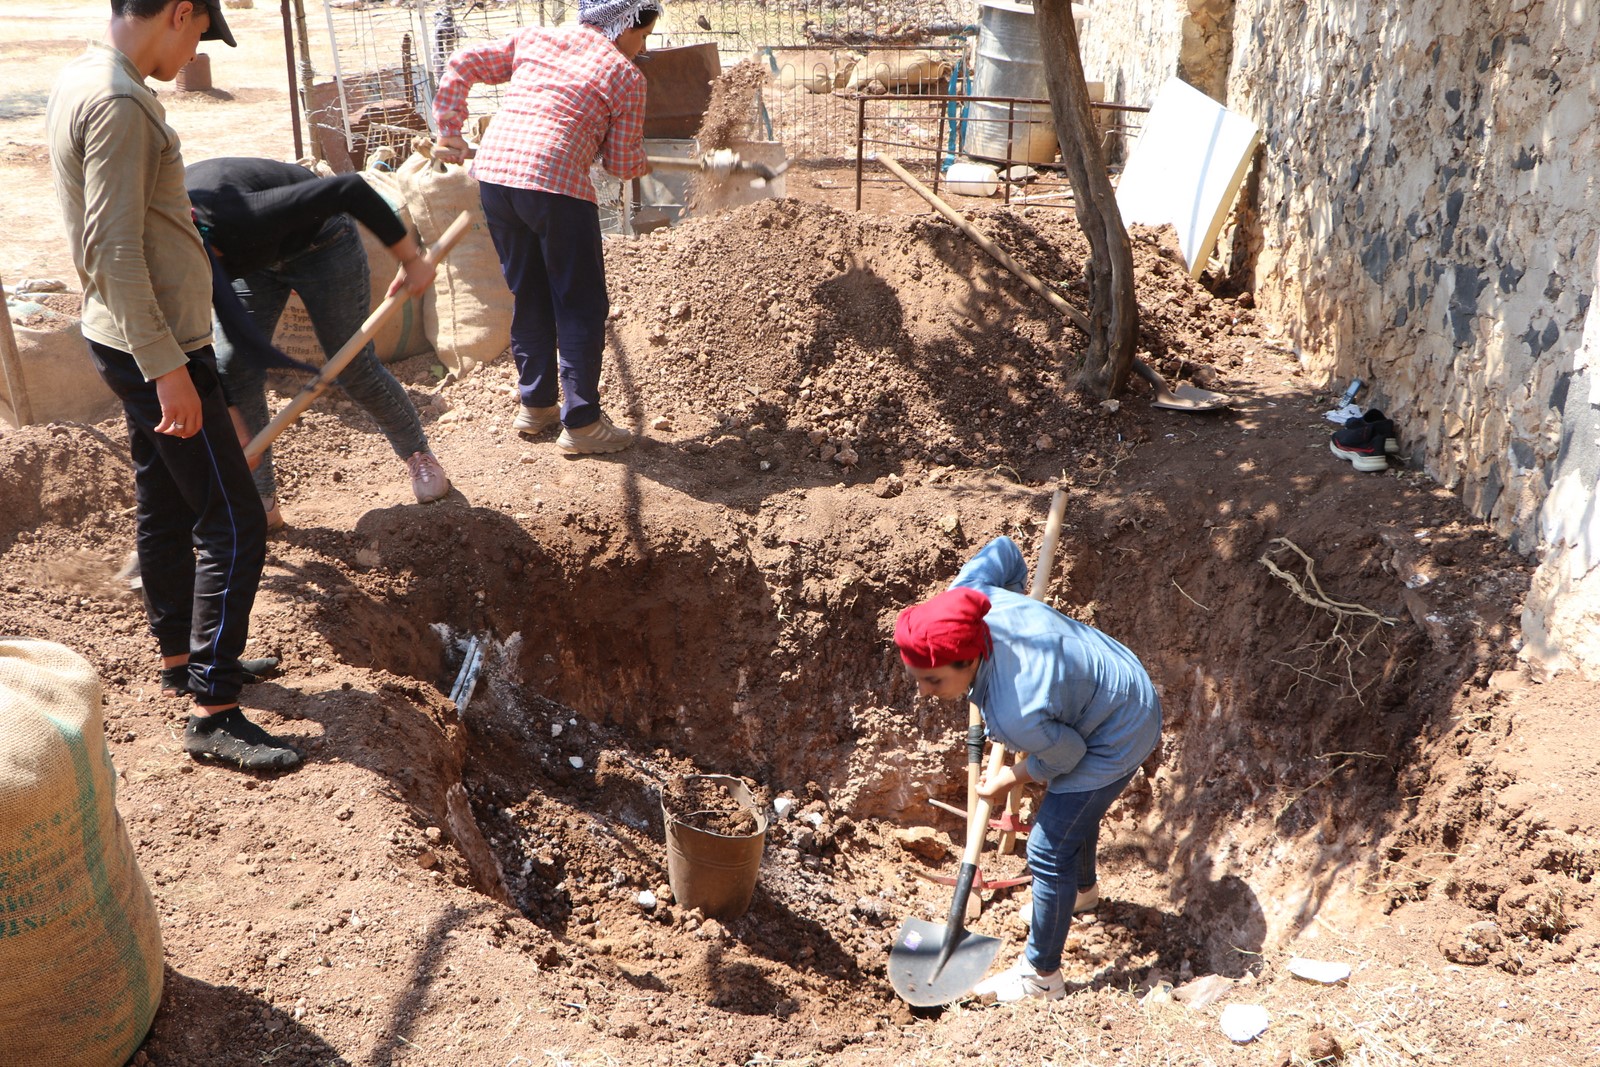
(853, 92, 1147, 210)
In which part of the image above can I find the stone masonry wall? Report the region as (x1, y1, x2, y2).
(1077, 0, 1600, 677)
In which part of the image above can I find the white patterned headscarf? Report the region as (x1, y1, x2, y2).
(578, 0, 663, 40)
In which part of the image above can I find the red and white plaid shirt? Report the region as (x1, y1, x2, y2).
(433, 24, 648, 204)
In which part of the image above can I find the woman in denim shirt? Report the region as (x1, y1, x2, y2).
(895, 536, 1162, 1002)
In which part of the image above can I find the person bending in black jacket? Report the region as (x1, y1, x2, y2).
(186, 157, 449, 529)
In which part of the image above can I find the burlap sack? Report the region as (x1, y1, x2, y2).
(845, 49, 952, 91)
(0, 640, 163, 1067)
(0, 303, 119, 428)
(395, 146, 512, 375)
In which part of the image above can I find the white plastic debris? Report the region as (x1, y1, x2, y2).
(773, 796, 796, 819)
(1287, 957, 1352, 984)
(637, 890, 657, 910)
(568, 756, 584, 769)
(802, 812, 825, 828)
(1220, 1003, 1269, 1043)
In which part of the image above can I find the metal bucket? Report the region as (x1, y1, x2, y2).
(967, 0, 1060, 165)
(661, 775, 767, 921)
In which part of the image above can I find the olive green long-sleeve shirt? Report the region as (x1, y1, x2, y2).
(47, 42, 213, 381)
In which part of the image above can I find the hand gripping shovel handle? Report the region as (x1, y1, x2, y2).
(244, 210, 473, 463)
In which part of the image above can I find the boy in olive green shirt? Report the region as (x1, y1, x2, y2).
(47, 0, 298, 772)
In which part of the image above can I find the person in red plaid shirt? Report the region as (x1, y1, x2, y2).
(432, 0, 660, 455)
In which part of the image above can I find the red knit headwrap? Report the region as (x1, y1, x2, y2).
(895, 587, 992, 669)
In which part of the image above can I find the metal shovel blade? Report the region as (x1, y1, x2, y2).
(1150, 383, 1233, 411)
(888, 917, 1002, 1007)
(1133, 358, 1233, 412)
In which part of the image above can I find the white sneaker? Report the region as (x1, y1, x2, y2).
(972, 955, 1066, 1003)
(260, 495, 285, 531)
(1074, 884, 1100, 913)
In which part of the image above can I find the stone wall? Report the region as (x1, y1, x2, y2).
(1077, 0, 1600, 678)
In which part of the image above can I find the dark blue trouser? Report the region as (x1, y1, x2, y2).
(88, 342, 266, 707)
(479, 181, 608, 430)
(1024, 769, 1139, 974)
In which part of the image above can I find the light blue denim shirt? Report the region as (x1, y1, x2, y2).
(954, 537, 1163, 793)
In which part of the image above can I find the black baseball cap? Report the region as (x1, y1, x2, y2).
(196, 0, 237, 47)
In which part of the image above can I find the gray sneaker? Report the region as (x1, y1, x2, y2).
(557, 414, 635, 455)
(513, 404, 560, 435)
(406, 451, 451, 503)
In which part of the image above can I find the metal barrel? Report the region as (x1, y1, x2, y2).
(967, 0, 1063, 166)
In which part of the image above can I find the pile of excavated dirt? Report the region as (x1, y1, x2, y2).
(603, 198, 1242, 485)
(2, 191, 1596, 1065)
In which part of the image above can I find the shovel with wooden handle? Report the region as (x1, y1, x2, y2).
(889, 740, 1010, 1007)
(243, 209, 472, 464)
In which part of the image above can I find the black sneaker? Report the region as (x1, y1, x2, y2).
(184, 707, 302, 772)
(1343, 409, 1401, 454)
(1330, 420, 1392, 472)
(161, 657, 281, 696)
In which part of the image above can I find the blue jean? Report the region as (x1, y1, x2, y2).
(214, 214, 430, 499)
(1024, 770, 1138, 974)
(479, 182, 608, 430)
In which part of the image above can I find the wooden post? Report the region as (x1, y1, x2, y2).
(292, 0, 322, 162)
(0, 273, 33, 427)
(281, 0, 304, 159)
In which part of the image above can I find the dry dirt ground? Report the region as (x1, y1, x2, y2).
(4, 5, 1600, 1066)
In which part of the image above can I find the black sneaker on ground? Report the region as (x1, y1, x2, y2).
(1343, 408, 1401, 454)
(1329, 420, 1392, 472)
(185, 707, 302, 772)
(161, 657, 282, 696)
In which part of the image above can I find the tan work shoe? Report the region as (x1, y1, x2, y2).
(513, 404, 560, 435)
(406, 451, 451, 503)
(557, 414, 635, 455)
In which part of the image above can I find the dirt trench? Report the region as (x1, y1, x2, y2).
(288, 436, 1524, 1016)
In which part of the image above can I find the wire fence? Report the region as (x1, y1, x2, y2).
(311, 0, 1128, 171)
(854, 93, 1146, 210)
(317, 0, 979, 163)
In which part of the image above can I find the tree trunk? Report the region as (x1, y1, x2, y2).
(1032, 0, 1137, 394)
